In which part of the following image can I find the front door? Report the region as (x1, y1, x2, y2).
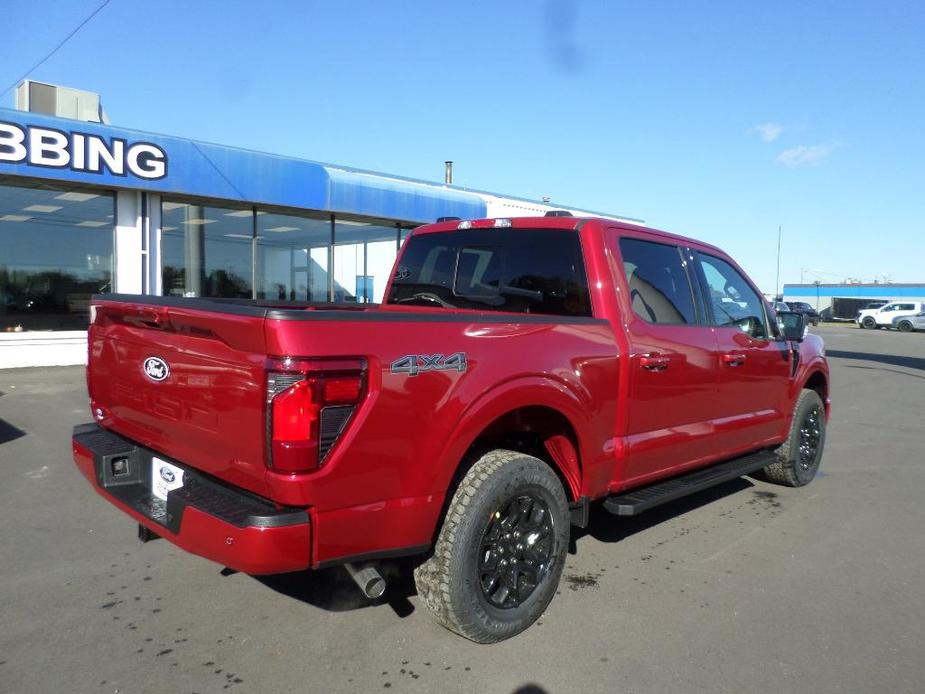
(694, 251, 792, 454)
(610, 234, 722, 487)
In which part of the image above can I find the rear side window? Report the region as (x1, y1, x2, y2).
(387, 229, 591, 316)
(618, 238, 697, 325)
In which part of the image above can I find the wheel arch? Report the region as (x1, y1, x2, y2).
(432, 378, 591, 537)
(804, 369, 829, 401)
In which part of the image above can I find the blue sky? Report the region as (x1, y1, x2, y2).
(2, 0, 923, 292)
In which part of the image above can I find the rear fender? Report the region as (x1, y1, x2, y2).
(435, 376, 590, 501)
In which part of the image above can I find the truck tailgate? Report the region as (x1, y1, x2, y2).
(88, 298, 272, 497)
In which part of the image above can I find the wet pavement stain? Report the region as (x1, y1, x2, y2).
(749, 490, 783, 510)
(564, 573, 600, 590)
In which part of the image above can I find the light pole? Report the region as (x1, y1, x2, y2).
(775, 226, 782, 299)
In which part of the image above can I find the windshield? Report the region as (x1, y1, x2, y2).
(387, 229, 592, 316)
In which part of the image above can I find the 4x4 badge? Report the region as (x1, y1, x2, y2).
(391, 353, 467, 377)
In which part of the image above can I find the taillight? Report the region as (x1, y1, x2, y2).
(265, 358, 366, 474)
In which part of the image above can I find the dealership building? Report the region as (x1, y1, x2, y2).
(0, 83, 640, 368)
(783, 283, 925, 320)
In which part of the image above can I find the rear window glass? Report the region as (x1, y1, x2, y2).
(387, 229, 592, 316)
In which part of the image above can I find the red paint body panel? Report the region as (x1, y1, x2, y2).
(74, 216, 830, 571)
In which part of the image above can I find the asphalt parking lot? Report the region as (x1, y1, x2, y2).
(1, 324, 923, 694)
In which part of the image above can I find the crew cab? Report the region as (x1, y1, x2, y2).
(857, 301, 925, 329)
(73, 216, 830, 643)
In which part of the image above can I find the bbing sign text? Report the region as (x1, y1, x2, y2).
(0, 121, 167, 180)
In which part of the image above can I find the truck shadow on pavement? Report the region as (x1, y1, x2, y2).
(253, 557, 420, 618)
(253, 478, 757, 618)
(825, 349, 925, 372)
(574, 477, 754, 547)
(0, 418, 26, 445)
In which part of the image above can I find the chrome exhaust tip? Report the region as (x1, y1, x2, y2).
(344, 562, 386, 599)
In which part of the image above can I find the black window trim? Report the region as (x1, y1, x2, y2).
(678, 245, 706, 326)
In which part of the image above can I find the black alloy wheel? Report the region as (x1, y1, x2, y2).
(478, 493, 555, 609)
(763, 388, 826, 487)
(897, 320, 913, 333)
(413, 450, 570, 643)
(797, 404, 823, 473)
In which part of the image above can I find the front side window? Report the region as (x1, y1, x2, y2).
(0, 180, 113, 331)
(618, 238, 697, 325)
(696, 252, 768, 339)
(387, 229, 591, 316)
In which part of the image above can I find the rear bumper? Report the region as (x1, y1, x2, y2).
(72, 423, 311, 575)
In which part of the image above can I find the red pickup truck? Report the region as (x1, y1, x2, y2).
(73, 215, 829, 643)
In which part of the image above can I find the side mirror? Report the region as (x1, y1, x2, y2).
(777, 311, 807, 341)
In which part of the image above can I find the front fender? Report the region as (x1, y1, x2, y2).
(792, 333, 830, 418)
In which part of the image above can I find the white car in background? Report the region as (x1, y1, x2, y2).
(856, 301, 925, 329)
(892, 311, 925, 333)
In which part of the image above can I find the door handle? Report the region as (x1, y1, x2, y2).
(722, 352, 747, 367)
(640, 353, 670, 371)
(122, 310, 168, 329)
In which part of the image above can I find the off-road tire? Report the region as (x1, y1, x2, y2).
(414, 450, 570, 643)
(763, 389, 826, 487)
(861, 316, 876, 329)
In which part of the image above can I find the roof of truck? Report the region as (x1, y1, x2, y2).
(414, 216, 726, 256)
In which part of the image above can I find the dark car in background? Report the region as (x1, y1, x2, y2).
(786, 301, 821, 326)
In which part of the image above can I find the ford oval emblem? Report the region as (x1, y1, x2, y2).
(143, 356, 169, 382)
(159, 466, 175, 483)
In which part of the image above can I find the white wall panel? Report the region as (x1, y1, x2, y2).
(114, 190, 142, 294)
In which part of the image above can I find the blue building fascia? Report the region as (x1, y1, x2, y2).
(783, 283, 925, 298)
(0, 107, 486, 223)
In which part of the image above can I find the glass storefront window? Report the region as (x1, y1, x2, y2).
(333, 220, 399, 303)
(256, 211, 331, 301)
(0, 179, 113, 331)
(159, 202, 409, 304)
(161, 200, 253, 298)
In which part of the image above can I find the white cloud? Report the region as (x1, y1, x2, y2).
(751, 122, 783, 143)
(776, 142, 839, 168)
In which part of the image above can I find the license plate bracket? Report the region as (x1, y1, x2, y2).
(151, 457, 184, 501)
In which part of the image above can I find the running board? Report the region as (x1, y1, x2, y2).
(603, 450, 777, 516)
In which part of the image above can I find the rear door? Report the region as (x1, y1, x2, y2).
(693, 252, 791, 455)
(609, 233, 720, 485)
